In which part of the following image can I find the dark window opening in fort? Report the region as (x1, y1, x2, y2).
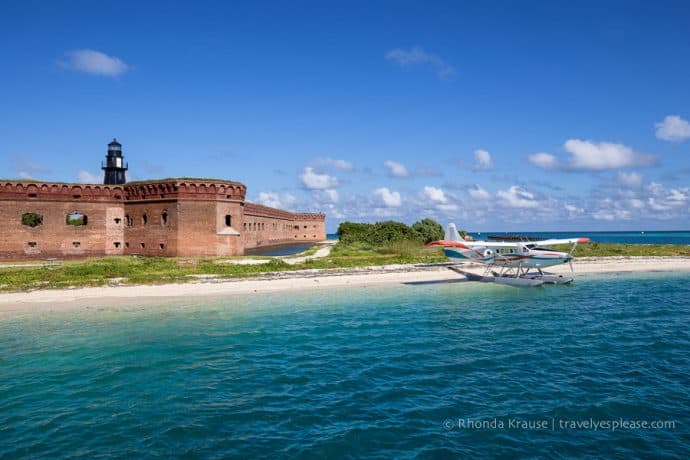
(125, 242, 129, 248)
(159, 243, 165, 250)
(226, 195, 232, 199)
(28, 193, 37, 198)
(125, 215, 132, 227)
(21, 213, 43, 228)
(114, 218, 122, 224)
(142, 213, 148, 225)
(294, 225, 299, 230)
(162, 211, 168, 226)
(225, 215, 231, 227)
(73, 194, 81, 199)
(114, 195, 122, 200)
(73, 241, 81, 248)
(304, 225, 307, 229)
(27, 241, 37, 247)
(243, 223, 247, 230)
(140, 243, 146, 249)
(114, 242, 121, 248)
(66, 213, 87, 226)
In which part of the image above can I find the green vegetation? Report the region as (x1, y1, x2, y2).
(21, 213, 43, 227)
(337, 218, 445, 245)
(0, 240, 446, 292)
(66, 213, 87, 226)
(559, 242, 690, 257)
(411, 218, 444, 243)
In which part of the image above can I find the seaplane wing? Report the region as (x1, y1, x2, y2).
(427, 240, 522, 249)
(529, 237, 590, 247)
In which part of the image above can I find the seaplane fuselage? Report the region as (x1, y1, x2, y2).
(428, 223, 590, 271)
(442, 242, 577, 269)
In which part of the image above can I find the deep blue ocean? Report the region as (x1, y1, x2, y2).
(1, 272, 689, 458)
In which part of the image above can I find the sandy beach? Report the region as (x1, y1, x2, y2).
(1, 256, 690, 314)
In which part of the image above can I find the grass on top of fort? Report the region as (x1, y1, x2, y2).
(0, 241, 689, 292)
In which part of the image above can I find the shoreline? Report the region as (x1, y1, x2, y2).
(2, 256, 690, 314)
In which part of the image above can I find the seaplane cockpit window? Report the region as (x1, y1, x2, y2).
(533, 247, 553, 251)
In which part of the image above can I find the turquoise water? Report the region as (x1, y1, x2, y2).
(1, 273, 689, 457)
(245, 242, 317, 256)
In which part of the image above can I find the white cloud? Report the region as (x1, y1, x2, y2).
(384, 160, 409, 177)
(12, 154, 49, 179)
(256, 192, 296, 209)
(76, 170, 102, 183)
(592, 209, 632, 221)
(646, 182, 688, 211)
(565, 139, 654, 170)
(473, 149, 493, 170)
(59, 49, 129, 77)
(468, 184, 491, 200)
(299, 167, 339, 190)
(655, 115, 690, 142)
(385, 46, 455, 78)
(564, 203, 584, 214)
(422, 186, 448, 203)
(496, 186, 538, 208)
(627, 199, 646, 209)
(616, 171, 643, 188)
(373, 187, 402, 207)
(530, 139, 656, 171)
(316, 157, 354, 171)
(314, 189, 339, 203)
(420, 186, 458, 213)
(528, 152, 559, 170)
(436, 203, 458, 213)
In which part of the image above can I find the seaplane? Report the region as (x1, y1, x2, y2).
(427, 224, 590, 287)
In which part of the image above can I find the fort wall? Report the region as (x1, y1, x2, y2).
(0, 182, 125, 260)
(0, 179, 325, 260)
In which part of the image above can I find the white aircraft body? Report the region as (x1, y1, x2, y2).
(428, 224, 590, 286)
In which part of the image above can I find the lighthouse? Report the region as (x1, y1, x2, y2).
(102, 138, 128, 184)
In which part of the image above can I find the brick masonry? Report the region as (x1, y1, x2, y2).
(0, 179, 325, 260)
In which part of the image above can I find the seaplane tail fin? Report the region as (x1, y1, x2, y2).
(445, 223, 465, 242)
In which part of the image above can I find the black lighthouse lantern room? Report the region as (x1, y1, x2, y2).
(102, 138, 128, 185)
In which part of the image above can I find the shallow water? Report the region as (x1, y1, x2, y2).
(1, 272, 689, 457)
(244, 242, 316, 257)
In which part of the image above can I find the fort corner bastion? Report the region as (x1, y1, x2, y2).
(0, 142, 325, 260)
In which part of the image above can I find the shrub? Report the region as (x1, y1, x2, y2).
(21, 213, 43, 227)
(337, 220, 421, 245)
(412, 218, 444, 243)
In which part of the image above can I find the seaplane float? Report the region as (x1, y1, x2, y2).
(427, 224, 591, 287)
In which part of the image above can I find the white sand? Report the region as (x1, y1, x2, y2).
(1, 257, 690, 314)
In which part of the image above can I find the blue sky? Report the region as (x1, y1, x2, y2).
(2, 0, 689, 232)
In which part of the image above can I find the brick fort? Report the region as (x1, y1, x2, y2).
(0, 140, 326, 260)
